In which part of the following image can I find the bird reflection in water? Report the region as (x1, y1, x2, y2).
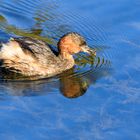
(59, 68, 89, 98)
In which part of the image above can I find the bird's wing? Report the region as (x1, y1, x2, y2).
(14, 37, 58, 66)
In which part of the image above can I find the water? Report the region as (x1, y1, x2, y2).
(0, 0, 140, 139)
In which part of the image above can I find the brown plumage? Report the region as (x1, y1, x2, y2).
(0, 32, 96, 78)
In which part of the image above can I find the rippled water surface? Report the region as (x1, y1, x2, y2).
(0, 0, 140, 139)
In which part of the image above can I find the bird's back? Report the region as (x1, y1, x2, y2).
(0, 37, 60, 77)
(14, 37, 59, 66)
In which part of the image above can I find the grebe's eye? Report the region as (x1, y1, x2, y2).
(80, 41, 86, 46)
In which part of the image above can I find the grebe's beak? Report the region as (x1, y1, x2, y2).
(81, 45, 96, 56)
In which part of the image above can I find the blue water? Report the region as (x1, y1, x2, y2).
(0, 0, 140, 139)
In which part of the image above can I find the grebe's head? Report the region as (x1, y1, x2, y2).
(58, 32, 96, 58)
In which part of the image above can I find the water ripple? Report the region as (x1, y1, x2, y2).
(0, 0, 111, 84)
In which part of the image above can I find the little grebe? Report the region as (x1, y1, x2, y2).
(0, 32, 96, 78)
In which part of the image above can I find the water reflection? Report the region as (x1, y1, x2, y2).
(59, 68, 89, 98)
(0, 14, 55, 44)
(0, 66, 110, 98)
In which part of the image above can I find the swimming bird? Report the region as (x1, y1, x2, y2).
(0, 32, 96, 78)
